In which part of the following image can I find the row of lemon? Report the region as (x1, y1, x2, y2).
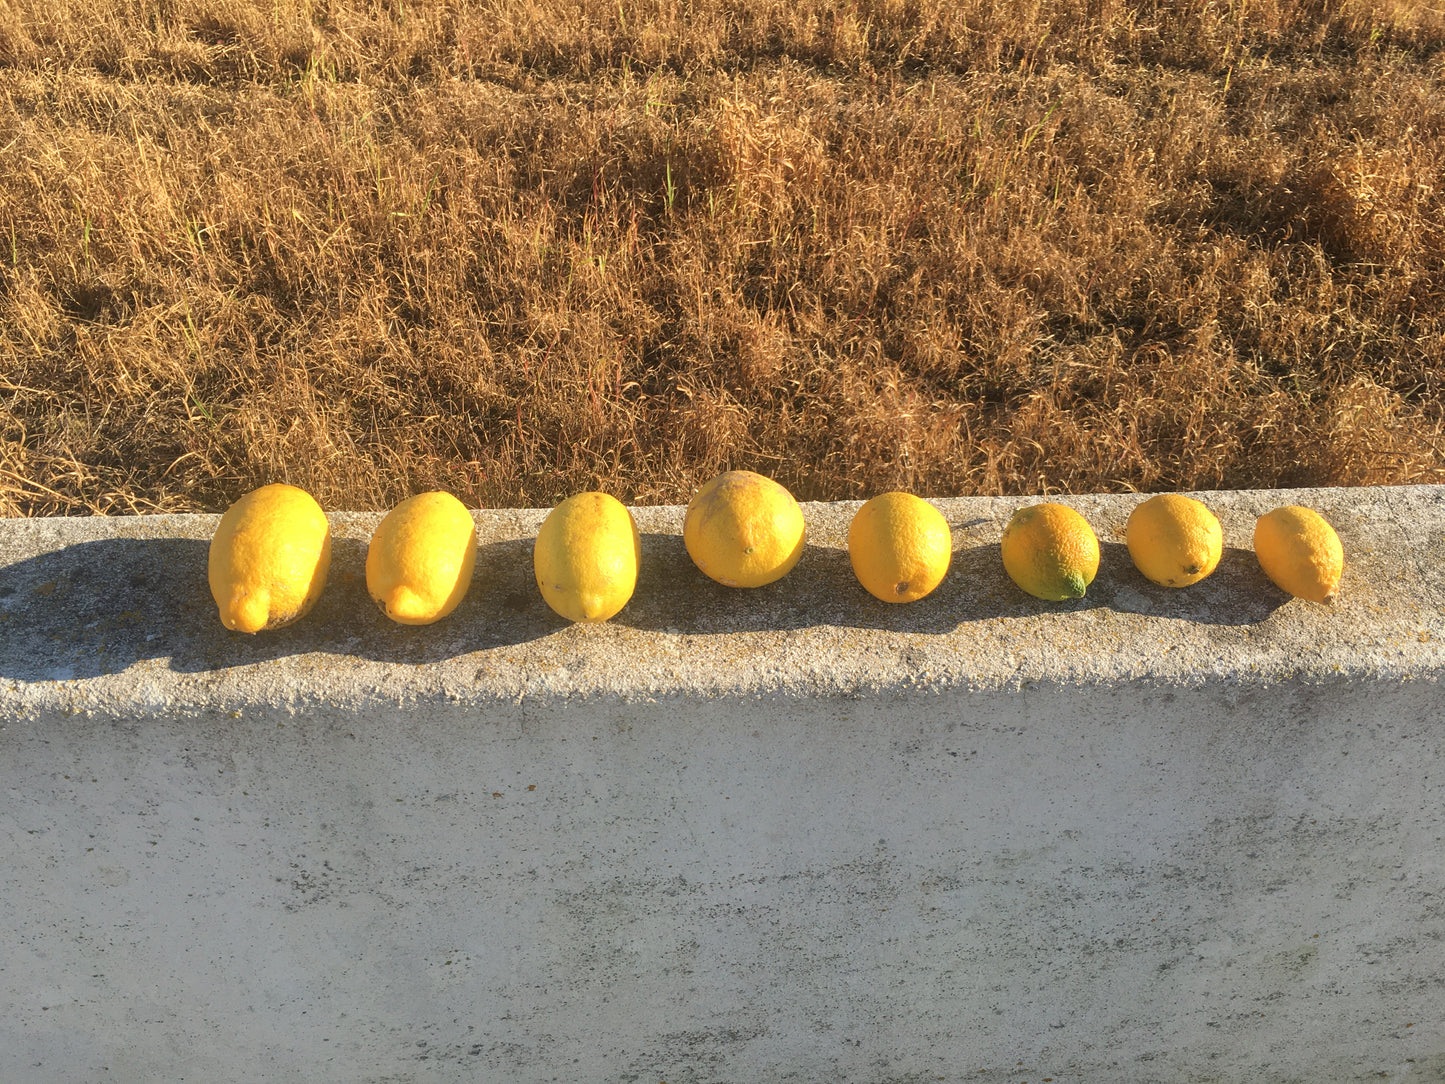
(206, 471, 1344, 633)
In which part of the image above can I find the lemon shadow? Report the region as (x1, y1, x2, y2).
(1089, 542, 1290, 626)
(0, 533, 1290, 683)
(617, 536, 1289, 635)
(0, 535, 557, 682)
(616, 535, 1085, 635)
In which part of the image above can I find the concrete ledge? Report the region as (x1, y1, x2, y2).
(3, 486, 1443, 709)
(2, 487, 1443, 1081)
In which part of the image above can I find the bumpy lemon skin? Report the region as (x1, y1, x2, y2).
(208, 483, 331, 633)
(1000, 503, 1100, 602)
(848, 492, 952, 603)
(366, 491, 478, 626)
(1254, 505, 1343, 604)
(683, 471, 806, 588)
(1126, 493, 1224, 588)
(533, 491, 641, 622)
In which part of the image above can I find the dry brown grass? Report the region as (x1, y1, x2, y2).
(2, 0, 1443, 515)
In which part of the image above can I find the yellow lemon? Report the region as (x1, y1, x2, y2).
(1254, 505, 1343, 604)
(1000, 502, 1099, 601)
(848, 492, 952, 603)
(1126, 493, 1223, 588)
(533, 491, 641, 622)
(208, 483, 331, 633)
(684, 470, 805, 588)
(366, 491, 477, 625)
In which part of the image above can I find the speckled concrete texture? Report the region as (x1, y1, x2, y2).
(2, 487, 1443, 1082)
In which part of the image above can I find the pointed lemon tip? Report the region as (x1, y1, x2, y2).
(1061, 571, 1088, 599)
(385, 584, 434, 625)
(222, 588, 270, 634)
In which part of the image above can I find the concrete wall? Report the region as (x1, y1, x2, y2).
(2, 487, 1442, 1083)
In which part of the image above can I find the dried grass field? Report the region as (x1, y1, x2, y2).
(1, 1, 1443, 515)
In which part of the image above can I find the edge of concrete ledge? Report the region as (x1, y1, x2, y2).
(2, 485, 1443, 720)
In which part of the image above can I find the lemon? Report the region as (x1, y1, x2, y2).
(1000, 502, 1099, 601)
(684, 470, 805, 588)
(1254, 505, 1343, 604)
(1126, 493, 1223, 588)
(208, 483, 331, 633)
(533, 491, 641, 622)
(848, 492, 952, 603)
(366, 491, 477, 625)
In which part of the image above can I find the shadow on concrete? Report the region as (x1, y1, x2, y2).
(1087, 543, 1291, 627)
(0, 532, 1291, 683)
(616, 536, 1100, 636)
(0, 536, 557, 682)
(618, 537, 1289, 635)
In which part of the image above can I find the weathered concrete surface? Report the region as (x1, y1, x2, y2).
(1, 486, 1443, 1082)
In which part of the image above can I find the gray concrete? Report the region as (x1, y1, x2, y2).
(1, 486, 1443, 1082)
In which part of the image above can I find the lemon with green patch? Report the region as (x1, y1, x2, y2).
(1000, 503, 1099, 601)
(366, 491, 477, 625)
(209, 483, 331, 633)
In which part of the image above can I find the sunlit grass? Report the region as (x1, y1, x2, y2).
(1, 0, 1442, 514)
